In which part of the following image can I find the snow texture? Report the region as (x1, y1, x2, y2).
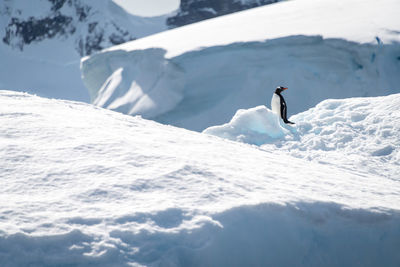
(1, 90, 400, 266)
(203, 105, 295, 145)
(204, 93, 400, 180)
(82, 0, 400, 131)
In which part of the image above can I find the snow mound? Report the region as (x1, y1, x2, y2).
(205, 93, 400, 179)
(276, 93, 400, 179)
(203, 105, 295, 145)
(289, 94, 400, 155)
(1, 90, 400, 266)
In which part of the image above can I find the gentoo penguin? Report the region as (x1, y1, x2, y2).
(271, 86, 295, 124)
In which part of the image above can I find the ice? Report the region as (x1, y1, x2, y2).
(83, 36, 400, 131)
(84, 48, 185, 118)
(102, 0, 400, 58)
(81, 0, 400, 131)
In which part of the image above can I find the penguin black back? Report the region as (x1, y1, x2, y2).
(274, 86, 294, 125)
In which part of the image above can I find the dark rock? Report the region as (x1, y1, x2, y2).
(167, 0, 279, 28)
(3, 14, 75, 49)
(1, 0, 281, 56)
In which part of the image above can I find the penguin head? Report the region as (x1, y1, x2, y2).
(275, 86, 288, 94)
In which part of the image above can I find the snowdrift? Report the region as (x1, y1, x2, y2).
(203, 105, 295, 145)
(1, 90, 400, 266)
(204, 93, 400, 180)
(279, 93, 400, 180)
(81, 0, 400, 131)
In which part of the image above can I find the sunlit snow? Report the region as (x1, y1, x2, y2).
(204, 94, 400, 180)
(1, 90, 399, 266)
(82, 0, 400, 131)
(2, 0, 400, 265)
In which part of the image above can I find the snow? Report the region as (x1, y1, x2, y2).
(100, 0, 400, 58)
(275, 94, 400, 180)
(0, 0, 169, 102)
(204, 93, 400, 180)
(82, 36, 400, 131)
(1, 90, 400, 266)
(203, 105, 295, 145)
(112, 0, 180, 17)
(82, 0, 400, 131)
(2, 0, 400, 265)
(90, 49, 185, 118)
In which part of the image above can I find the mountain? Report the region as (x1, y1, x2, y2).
(1, 90, 399, 266)
(167, 0, 279, 27)
(0, 0, 280, 57)
(0, 0, 171, 101)
(0, 0, 281, 102)
(81, 0, 400, 131)
(0, 0, 168, 57)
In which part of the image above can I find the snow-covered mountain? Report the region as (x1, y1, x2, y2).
(167, 0, 279, 27)
(0, 0, 168, 57)
(0, 0, 170, 101)
(0, 0, 280, 102)
(82, 0, 400, 131)
(1, 90, 399, 266)
(0, 0, 279, 56)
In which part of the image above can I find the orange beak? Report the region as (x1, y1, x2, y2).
(282, 87, 288, 90)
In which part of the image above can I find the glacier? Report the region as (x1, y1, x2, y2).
(82, 36, 400, 131)
(1, 90, 400, 266)
(0, 0, 280, 102)
(81, 0, 400, 131)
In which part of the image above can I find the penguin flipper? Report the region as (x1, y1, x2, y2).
(280, 100, 286, 120)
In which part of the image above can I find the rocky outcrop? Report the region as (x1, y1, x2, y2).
(1, 0, 136, 56)
(167, 0, 279, 28)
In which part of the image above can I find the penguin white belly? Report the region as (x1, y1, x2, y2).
(271, 93, 281, 118)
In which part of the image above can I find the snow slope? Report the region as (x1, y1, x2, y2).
(82, 0, 400, 131)
(1, 90, 400, 266)
(204, 93, 400, 180)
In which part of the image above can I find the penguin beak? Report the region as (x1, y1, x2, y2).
(282, 87, 288, 90)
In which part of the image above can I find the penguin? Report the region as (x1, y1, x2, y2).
(271, 86, 295, 124)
